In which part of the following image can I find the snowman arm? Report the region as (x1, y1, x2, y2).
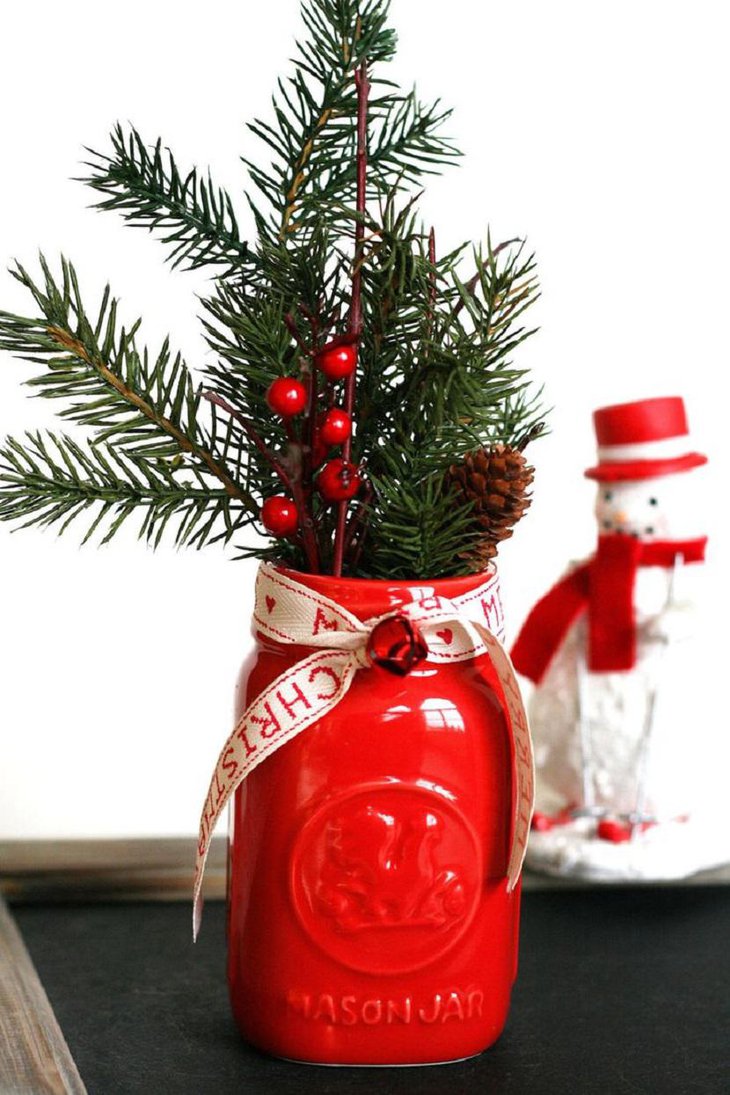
(670, 553, 704, 606)
(643, 556, 702, 645)
(642, 603, 696, 645)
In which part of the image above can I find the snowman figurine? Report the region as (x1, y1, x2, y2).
(512, 396, 727, 880)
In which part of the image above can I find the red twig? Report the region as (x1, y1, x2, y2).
(303, 343, 319, 520)
(332, 60, 369, 577)
(203, 390, 320, 573)
(285, 309, 322, 569)
(452, 271, 480, 320)
(452, 238, 521, 319)
(203, 392, 291, 486)
(349, 63, 369, 343)
(348, 512, 370, 573)
(343, 481, 374, 560)
(284, 312, 309, 355)
(299, 304, 321, 349)
(292, 305, 322, 547)
(426, 226, 437, 339)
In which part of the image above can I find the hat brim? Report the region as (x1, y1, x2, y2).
(584, 452, 708, 482)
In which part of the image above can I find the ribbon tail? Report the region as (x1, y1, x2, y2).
(403, 606, 534, 888)
(472, 622, 535, 890)
(192, 650, 359, 939)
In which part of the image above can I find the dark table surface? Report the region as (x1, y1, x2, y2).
(12, 886, 729, 1095)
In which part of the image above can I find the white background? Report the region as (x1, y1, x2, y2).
(0, 0, 727, 838)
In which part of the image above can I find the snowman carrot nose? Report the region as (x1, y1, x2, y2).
(613, 510, 629, 525)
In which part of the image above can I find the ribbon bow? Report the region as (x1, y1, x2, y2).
(193, 563, 533, 937)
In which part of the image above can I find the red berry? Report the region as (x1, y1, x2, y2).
(317, 458, 362, 502)
(261, 496, 299, 538)
(266, 377, 307, 417)
(318, 407, 352, 447)
(316, 343, 357, 381)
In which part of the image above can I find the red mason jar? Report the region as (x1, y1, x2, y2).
(227, 568, 522, 1065)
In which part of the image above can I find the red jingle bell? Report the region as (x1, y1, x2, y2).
(317, 458, 362, 502)
(260, 495, 299, 538)
(367, 613, 429, 676)
(316, 343, 357, 381)
(266, 377, 307, 417)
(318, 407, 352, 447)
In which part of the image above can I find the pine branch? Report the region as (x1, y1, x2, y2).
(333, 59, 370, 576)
(0, 431, 248, 548)
(348, 228, 542, 576)
(203, 390, 321, 573)
(383, 237, 541, 449)
(82, 125, 253, 273)
(0, 256, 257, 512)
(0, 1, 545, 577)
(368, 91, 459, 184)
(199, 230, 347, 470)
(362, 446, 479, 579)
(244, 0, 456, 239)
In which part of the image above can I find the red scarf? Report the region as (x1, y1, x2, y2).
(510, 536, 707, 683)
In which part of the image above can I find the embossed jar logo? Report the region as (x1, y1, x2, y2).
(290, 784, 482, 974)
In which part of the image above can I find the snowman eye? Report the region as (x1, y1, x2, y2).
(648, 497, 658, 506)
(603, 491, 613, 501)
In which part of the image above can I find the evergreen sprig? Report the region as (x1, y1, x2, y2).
(83, 124, 252, 273)
(0, 256, 256, 547)
(0, 431, 242, 548)
(0, 0, 544, 576)
(364, 447, 478, 578)
(344, 228, 543, 574)
(245, 0, 457, 240)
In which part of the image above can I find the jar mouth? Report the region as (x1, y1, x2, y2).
(274, 563, 495, 592)
(254, 561, 503, 640)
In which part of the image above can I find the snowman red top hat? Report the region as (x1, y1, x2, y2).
(584, 396, 707, 482)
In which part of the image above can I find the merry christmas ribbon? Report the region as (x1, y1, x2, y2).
(193, 563, 534, 937)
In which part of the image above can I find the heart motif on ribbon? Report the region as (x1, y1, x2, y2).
(437, 628, 453, 645)
(265, 595, 276, 614)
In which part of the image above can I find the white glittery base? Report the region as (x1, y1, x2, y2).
(526, 816, 730, 883)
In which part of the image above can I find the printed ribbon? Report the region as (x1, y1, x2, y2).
(194, 563, 534, 937)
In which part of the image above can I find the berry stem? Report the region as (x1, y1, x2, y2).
(344, 481, 374, 562)
(284, 311, 309, 355)
(333, 59, 369, 577)
(298, 307, 320, 558)
(426, 226, 437, 336)
(203, 390, 320, 572)
(203, 391, 293, 489)
(451, 237, 520, 319)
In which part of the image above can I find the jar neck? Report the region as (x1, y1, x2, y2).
(274, 565, 498, 623)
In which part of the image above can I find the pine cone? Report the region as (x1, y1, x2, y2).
(446, 444, 534, 568)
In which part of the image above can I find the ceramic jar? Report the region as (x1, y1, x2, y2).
(227, 569, 521, 1065)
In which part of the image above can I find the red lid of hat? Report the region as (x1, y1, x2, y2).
(593, 396, 688, 447)
(585, 396, 707, 481)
